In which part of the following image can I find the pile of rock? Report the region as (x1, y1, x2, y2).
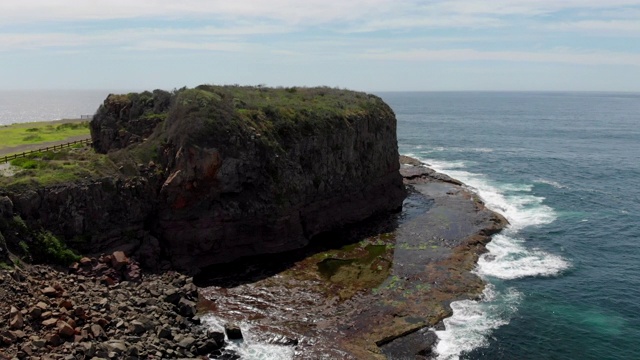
(69, 251, 142, 284)
(0, 260, 227, 359)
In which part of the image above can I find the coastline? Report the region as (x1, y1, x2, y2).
(0, 156, 508, 359)
(194, 155, 508, 359)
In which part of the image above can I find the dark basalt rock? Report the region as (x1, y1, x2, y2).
(2, 85, 406, 273)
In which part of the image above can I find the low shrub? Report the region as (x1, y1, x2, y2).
(32, 231, 81, 265)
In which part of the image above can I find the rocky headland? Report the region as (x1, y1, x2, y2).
(0, 86, 506, 359)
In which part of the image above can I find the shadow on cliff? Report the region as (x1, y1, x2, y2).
(193, 211, 402, 288)
(193, 188, 433, 288)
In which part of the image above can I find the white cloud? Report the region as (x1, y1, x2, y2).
(2, 1, 639, 27)
(545, 20, 640, 34)
(0, 24, 288, 52)
(363, 48, 640, 66)
(130, 40, 250, 52)
(0, 0, 393, 25)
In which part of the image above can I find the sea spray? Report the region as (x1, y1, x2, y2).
(200, 314, 295, 360)
(411, 153, 570, 359)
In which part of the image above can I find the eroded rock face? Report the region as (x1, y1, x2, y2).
(156, 100, 406, 270)
(4, 86, 406, 272)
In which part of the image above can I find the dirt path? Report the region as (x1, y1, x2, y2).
(0, 134, 91, 157)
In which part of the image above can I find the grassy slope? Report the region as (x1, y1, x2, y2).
(0, 119, 90, 151)
(0, 146, 118, 190)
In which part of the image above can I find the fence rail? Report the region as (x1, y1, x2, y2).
(1, 138, 92, 164)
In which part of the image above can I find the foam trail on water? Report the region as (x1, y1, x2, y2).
(435, 285, 521, 360)
(479, 233, 569, 279)
(412, 153, 570, 359)
(200, 315, 295, 360)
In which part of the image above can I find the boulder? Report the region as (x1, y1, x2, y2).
(111, 251, 128, 270)
(177, 297, 197, 318)
(224, 323, 243, 340)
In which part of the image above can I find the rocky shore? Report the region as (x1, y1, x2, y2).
(1, 156, 507, 359)
(0, 251, 225, 360)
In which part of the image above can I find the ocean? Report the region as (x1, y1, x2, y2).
(0, 90, 117, 125)
(379, 91, 640, 360)
(2, 90, 639, 359)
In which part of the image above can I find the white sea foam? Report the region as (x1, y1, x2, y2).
(434, 285, 522, 360)
(479, 233, 570, 280)
(200, 315, 295, 360)
(414, 155, 570, 359)
(534, 178, 567, 189)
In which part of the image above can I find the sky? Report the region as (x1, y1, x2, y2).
(1, 0, 640, 92)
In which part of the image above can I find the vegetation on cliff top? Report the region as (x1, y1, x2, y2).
(92, 84, 391, 158)
(1, 85, 391, 198)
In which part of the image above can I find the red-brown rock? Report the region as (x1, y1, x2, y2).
(42, 286, 58, 297)
(45, 332, 61, 346)
(111, 251, 129, 270)
(9, 315, 23, 329)
(57, 320, 75, 337)
(42, 318, 58, 327)
(59, 299, 73, 310)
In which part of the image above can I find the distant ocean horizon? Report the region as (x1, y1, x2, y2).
(2, 90, 639, 359)
(2, 89, 638, 126)
(0, 90, 123, 126)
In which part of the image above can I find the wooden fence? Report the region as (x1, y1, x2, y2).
(1, 138, 92, 164)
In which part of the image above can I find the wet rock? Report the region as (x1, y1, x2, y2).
(267, 334, 299, 346)
(197, 338, 222, 355)
(378, 327, 438, 359)
(224, 323, 243, 340)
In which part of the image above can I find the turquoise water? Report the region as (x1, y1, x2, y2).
(379, 92, 640, 360)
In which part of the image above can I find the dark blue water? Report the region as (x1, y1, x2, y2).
(378, 92, 640, 360)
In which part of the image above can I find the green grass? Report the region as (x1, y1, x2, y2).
(0, 119, 90, 150)
(0, 146, 119, 190)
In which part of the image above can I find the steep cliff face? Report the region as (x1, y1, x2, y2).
(152, 87, 405, 269)
(5, 85, 406, 272)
